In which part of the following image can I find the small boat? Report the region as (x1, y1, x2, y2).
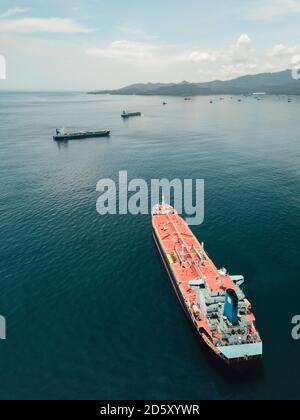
(184, 98, 192, 101)
(210, 100, 213, 104)
(53, 128, 110, 141)
(163, 102, 167, 105)
(121, 111, 142, 118)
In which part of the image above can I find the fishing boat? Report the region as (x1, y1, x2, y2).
(53, 128, 110, 141)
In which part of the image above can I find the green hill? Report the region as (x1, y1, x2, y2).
(89, 70, 300, 96)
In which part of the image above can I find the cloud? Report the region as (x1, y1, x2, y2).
(267, 43, 300, 73)
(187, 51, 217, 63)
(268, 43, 300, 57)
(0, 7, 30, 19)
(86, 40, 168, 65)
(0, 17, 93, 34)
(86, 34, 300, 81)
(116, 26, 145, 36)
(244, 0, 300, 20)
(177, 34, 300, 80)
(177, 35, 258, 79)
(230, 34, 255, 62)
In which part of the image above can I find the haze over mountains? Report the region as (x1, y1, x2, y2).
(89, 70, 300, 96)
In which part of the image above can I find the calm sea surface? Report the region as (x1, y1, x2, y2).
(0, 92, 300, 400)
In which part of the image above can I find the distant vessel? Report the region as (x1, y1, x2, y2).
(184, 98, 192, 101)
(121, 111, 142, 118)
(53, 128, 110, 141)
(163, 102, 167, 105)
(152, 202, 263, 367)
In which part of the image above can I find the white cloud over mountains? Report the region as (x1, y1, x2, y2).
(86, 34, 300, 81)
(268, 43, 300, 58)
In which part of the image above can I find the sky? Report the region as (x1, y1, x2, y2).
(0, 0, 300, 90)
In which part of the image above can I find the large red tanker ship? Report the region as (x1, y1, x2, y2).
(152, 202, 262, 366)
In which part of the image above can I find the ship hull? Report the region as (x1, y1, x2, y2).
(121, 113, 141, 119)
(53, 131, 110, 141)
(152, 226, 262, 369)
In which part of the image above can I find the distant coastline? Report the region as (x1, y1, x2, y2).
(88, 69, 300, 97)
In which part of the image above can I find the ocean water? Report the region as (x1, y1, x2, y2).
(0, 92, 300, 400)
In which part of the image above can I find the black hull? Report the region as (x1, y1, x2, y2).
(121, 113, 141, 119)
(53, 131, 110, 141)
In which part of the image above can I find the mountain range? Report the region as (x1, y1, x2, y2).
(89, 70, 300, 96)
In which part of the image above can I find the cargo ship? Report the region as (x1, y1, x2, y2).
(53, 128, 110, 141)
(121, 111, 142, 119)
(152, 202, 262, 367)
